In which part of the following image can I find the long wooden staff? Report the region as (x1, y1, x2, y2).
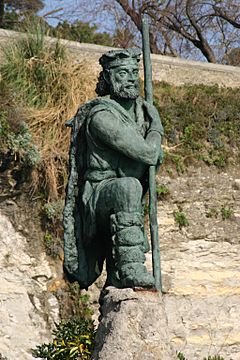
(142, 18, 162, 291)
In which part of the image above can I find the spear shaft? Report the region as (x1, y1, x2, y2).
(142, 18, 162, 291)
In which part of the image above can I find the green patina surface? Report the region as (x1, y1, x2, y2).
(63, 49, 163, 290)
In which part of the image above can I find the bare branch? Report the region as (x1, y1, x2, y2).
(116, 0, 141, 30)
(185, 0, 216, 62)
(213, 5, 240, 29)
(42, 8, 64, 19)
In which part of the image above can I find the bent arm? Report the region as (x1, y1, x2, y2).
(89, 110, 161, 165)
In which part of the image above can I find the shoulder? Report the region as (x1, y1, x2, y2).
(88, 97, 120, 118)
(89, 108, 116, 135)
(88, 98, 123, 128)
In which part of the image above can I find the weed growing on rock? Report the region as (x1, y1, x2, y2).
(221, 206, 233, 220)
(42, 200, 64, 258)
(177, 352, 225, 360)
(32, 287, 95, 359)
(156, 184, 170, 200)
(174, 211, 189, 228)
(43, 231, 62, 259)
(43, 201, 63, 222)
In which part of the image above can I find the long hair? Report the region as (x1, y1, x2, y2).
(95, 71, 110, 96)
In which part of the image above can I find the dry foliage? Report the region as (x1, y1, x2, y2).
(1, 31, 97, 200)
(27, 60, 97, 199)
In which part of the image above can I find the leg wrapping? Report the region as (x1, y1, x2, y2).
(109, 211, 155, 288)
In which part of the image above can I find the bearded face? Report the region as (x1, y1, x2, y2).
(108, 64, 140, 100)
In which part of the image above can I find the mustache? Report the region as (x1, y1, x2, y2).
(120, 81, 139, 88)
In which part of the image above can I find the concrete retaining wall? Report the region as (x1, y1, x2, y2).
(1, 28, 240, 87)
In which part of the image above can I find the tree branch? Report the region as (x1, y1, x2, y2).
(213, 6, 240, 29)
(184, 0, 216, 62)
(116, 0, 141, 30)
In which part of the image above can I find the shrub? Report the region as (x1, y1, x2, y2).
(154, 82, 240, 172)
(32, 317, 95, 360)
(0, 111, 40, 167)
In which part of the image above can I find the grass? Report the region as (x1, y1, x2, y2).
(0, 24, 97, 200)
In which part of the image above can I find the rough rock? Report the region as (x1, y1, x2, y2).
(92, 166, 240, 360)
(0, 211, 59, 360)
(1, 162, 240, 360)
(93, 287, 175, 360)
(154, 166, 240, 360)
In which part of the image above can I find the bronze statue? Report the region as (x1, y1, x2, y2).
(63, 48, 163, 290)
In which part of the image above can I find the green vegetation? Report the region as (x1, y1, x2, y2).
(43, 231, 62, 259)
(1, 25, 66, 108)
(33, 289, 95, 359)
(0, 107, 40, 168)
(32, 317, 95, 359)
(51, 20, 113, 46)
(156, 184, 170, 200)
(42, 200, 64, 258)
(154, 82, 240, 173)
(0, 23, 96, 200)
(205, 206, 233, 221)
(221, 206, 233, 220)
(174, 211, 189, 228)
(1, 24, 240, 202)
(43, 200, 63, 222)
(1, 5, 113, 47)
(177, 353, 225, 360)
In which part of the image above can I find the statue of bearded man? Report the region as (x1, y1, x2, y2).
(63, 49, 164, 290)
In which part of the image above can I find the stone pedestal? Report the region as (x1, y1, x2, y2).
(92, 287, 176, 360)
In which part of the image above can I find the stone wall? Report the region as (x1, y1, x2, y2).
(153, 166, 240, 359)
(1, 28, 240, 87)
(0, 211, 60, 359)
(91, 165, 240, 360)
